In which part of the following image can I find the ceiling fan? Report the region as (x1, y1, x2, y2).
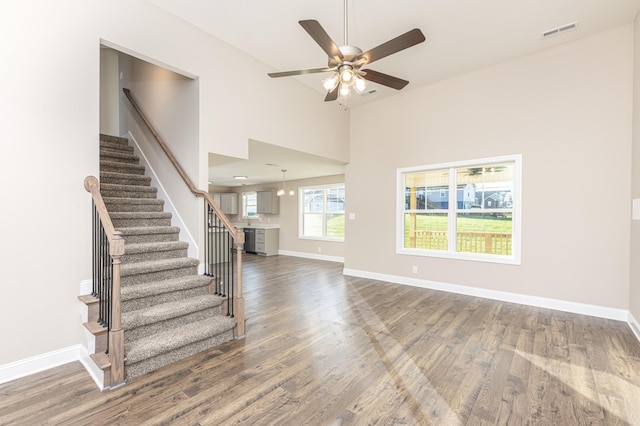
(267, 0, 426, 103)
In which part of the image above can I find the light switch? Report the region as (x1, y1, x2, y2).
(349, 213, 356, 220)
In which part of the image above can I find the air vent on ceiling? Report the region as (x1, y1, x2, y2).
(542, 21, 578, 38)
(359, 89, 377, 96)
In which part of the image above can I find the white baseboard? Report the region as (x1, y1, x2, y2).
(629, 312, 640, 343)
(342, 268, 630, 322)
(0, 345, 84, 384)
(79, 279, 93, 296)
(0, 344, 104, 390)
(279, 250, 344, 263)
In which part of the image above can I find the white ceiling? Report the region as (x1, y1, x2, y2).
(147, 0, 640, 186)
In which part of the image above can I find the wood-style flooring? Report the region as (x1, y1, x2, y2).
(2, 255, 640, 425)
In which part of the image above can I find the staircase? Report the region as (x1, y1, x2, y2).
(85, 134, 236, 383)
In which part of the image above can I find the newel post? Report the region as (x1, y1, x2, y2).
(109, 232, 125, 387)
(234, 229, 246, 338)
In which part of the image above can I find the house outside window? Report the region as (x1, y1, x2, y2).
(299, 184, 345, 241)
(397, 155, 521, 264)
(242, 191, 258, 218)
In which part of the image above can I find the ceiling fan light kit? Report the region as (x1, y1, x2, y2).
(267, 0, 425, 106)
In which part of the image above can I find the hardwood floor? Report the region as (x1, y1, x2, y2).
(2, 254, 640, 425)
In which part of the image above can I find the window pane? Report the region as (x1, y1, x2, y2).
(405, 170, 449, 210)
(456, 212, 512, 255)
(404, 212, 448, 250)
(326, 187, 345, 212)
(457, 164, 513, 210)
(326, 213, 344, 238)
(304, 189, 324, 213)
(303, 213, 323, 237)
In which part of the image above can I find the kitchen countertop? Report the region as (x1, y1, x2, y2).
(233, 223, 281, 229)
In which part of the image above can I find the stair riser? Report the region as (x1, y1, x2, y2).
(124, 329, 234, 380)
(122, 248, 188, 264)
(121, 266, 198, 286)
(101, 163, 146, 175)
(120, 233, 180, 244)
(121, 286, 211, 314)
(106, 203, 164, 213)
(112, 217, 172, 228)
(100, 190, 157, 199)
(100, 175, 151, 186)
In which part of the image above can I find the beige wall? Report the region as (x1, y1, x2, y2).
(224, 175, 345, 259)
(0, 0, 348, 366)
(631, 17, 640, 323)
(346, 26, 633, 310)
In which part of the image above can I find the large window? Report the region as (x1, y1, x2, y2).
(242, 191, 258, 218)
(299, 184, 345, 241)
(397, 155, 521, 264)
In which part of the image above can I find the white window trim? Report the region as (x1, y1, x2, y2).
(298, 183, 345, 242)
(396, 154, 522, 265)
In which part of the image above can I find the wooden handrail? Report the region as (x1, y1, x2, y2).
(122, 88, 237, 239)
(84, 175, 125, 387)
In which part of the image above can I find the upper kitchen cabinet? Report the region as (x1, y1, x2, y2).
(257, 190, 279, 214)
(212, 193, 238, 215)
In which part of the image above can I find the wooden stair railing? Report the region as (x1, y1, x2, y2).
(84, 175, 125, 388)
(123, 88, 246, 337)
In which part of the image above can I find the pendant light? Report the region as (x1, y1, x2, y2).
(277, 169, 295, 197)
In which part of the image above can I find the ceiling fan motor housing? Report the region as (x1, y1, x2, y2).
(329, 45, 363, 67)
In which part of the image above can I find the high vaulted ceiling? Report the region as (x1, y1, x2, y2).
(147, 0, 640, 106)
(146, 0, 640, 187)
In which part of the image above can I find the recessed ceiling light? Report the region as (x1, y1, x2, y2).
(234, 176, 248, 180)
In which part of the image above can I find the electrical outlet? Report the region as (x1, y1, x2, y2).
(412, 266, 418, 274)
(318, 246, 322, 252)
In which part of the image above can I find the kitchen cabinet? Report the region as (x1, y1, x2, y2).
(254, 228, 279, 256)
(212, 193, 238, 215)
(256, 191, 279, 214)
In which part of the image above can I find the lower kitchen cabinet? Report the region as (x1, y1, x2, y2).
(255, 228, 279, 256)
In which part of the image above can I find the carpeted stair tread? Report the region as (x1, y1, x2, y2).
(110, 212, 172, 228)
(121, 257, 199, 277)
(100, 134, 129, 144)
(100, 160, 146, 175)
(122, 241, 188, 263)
(124, 241, 189, 255)
(100, 171, 151, 186)
(125, 315, 236, 365)
(100, 150, 140, 164)
(121, 274, 211, 301)
(100, 141, 134, 153)
(105, 198, 165, 213)
(100, 184, 157, 199)
(117, 226, 180, 236)
(121, 294, 221, 331)
(110, 212, 171, 219)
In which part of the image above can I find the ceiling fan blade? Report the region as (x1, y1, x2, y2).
(324, 86, 339, 102)
(356, 29, 425, 65)
(268, 67, 335, 78)
(299, 20, 344, 62)
(362, 69, 409, 90)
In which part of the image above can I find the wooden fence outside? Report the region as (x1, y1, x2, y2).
(413, 230, 512, 255)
